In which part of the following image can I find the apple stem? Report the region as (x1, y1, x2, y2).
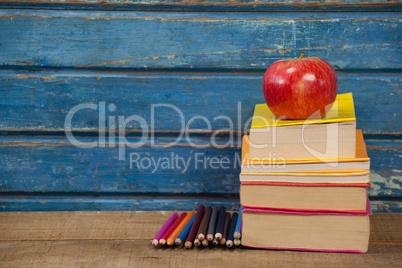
(299, 51, 306, 60)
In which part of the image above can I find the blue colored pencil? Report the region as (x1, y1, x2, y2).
(214, 206, 226, 240)
(175, 214, 195, 245)
(207, 206, 219, 241)
(226, 212, 238, 247)
(219, 212, 231, 246)
(234, 207, 243, 239)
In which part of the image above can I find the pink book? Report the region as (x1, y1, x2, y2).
(241, 181, 371, 188)
(241, 199, 372, 253)
(240, 182, 370, 214)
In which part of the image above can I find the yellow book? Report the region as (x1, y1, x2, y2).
(239, 170, 371, 184)
(249, 93, 357, 160)
(251, 92, 356, 129)
(242, 130, 370, 173)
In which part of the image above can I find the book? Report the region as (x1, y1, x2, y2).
(241, 129, 370, 172)
(249, 93, 356, 160)
(240, 170, 370, 184)
(240, 182, 370, 212)
(241, 204, 371, 253)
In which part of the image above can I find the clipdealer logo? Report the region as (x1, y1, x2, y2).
(64, 102, 250, 160)
(64, 101, 340, 172)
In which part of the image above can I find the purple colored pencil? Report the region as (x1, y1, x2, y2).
(152, 213, 178, 246)
(184, 205, 205, 249)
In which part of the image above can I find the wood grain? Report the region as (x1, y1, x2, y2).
(0, 211, 169, 241)
(0, 71, 400, 133)
(0, 212, 400, 267)
(0, 211, 400, 241)
(0, 196, 400, 212)
(1, 0, 401, 11)
(0, 11, 400, 70)
(0, 241, 401, 268)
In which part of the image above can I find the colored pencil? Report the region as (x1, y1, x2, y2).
(214, 206, 226, 240)
(185, 205, 205, 249)
(226, 212, 238, 247)
(152, 213, 178, 247)
(206, 206, 219, 241)
(197, 206, 212, 241)
(202, 239, 209, 246)
(212, 238, 219, 246)
(159, 212, 187, 246)
(167, 211, 194, 246)
(234, 239, 241, 246)
(175, 214, 195, 245)
(219, 212, 231, 246)
(194, 238, 201, 247)
(234, 207, 242, 240)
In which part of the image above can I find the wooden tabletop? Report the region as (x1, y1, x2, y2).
(0, 212, 401, 267)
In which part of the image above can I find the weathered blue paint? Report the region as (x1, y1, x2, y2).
(0, 4, 400, 213)
(1, 136, 400, 199)
(0, 136, 242, 194)
(0, 195, 241, 212)
(1, 0, 401, 12)
(0, 196, 400, 212)
(366, 139, 402, 199)
(0, 10, 400, 71)
(370, 200, 402, 213)
(0, 71, 400, 133)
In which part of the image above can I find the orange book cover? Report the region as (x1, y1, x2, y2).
(242, 129, 369, 166)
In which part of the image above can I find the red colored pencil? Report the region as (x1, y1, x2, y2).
(159, 212, 187, 246)
(152, 212, 178, 246)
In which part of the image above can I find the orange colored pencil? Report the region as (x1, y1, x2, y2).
(159, 212, 187, 246)
(167, 211, 195, 246)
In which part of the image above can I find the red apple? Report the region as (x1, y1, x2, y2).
(263, 51, 337, 119)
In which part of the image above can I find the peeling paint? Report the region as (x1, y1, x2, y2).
(367, 145, 402, 150)
(0, 0, 401, 8)
(15, 74, 56, 82)
(278, 48, 292, 53)
(5, 60, 34, 65)
(0, 140, 238, 148)
(2, 13, 393, 22)
(369, 173, 402, 196)
(75, 59, 132, 68)
(264, 49, 277, 53)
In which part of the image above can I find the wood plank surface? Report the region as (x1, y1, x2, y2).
(0, 212, 400, 267)
(0, 211, 400, 241)
(0, 241, 401, 267)
(1, 0, 401, 12)
(0, 71, 400, 133)
(0, 10, 400, 71)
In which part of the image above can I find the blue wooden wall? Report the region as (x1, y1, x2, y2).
(0, 1, 401, 212)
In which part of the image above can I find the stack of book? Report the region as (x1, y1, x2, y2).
(240, 93, 371, 253)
